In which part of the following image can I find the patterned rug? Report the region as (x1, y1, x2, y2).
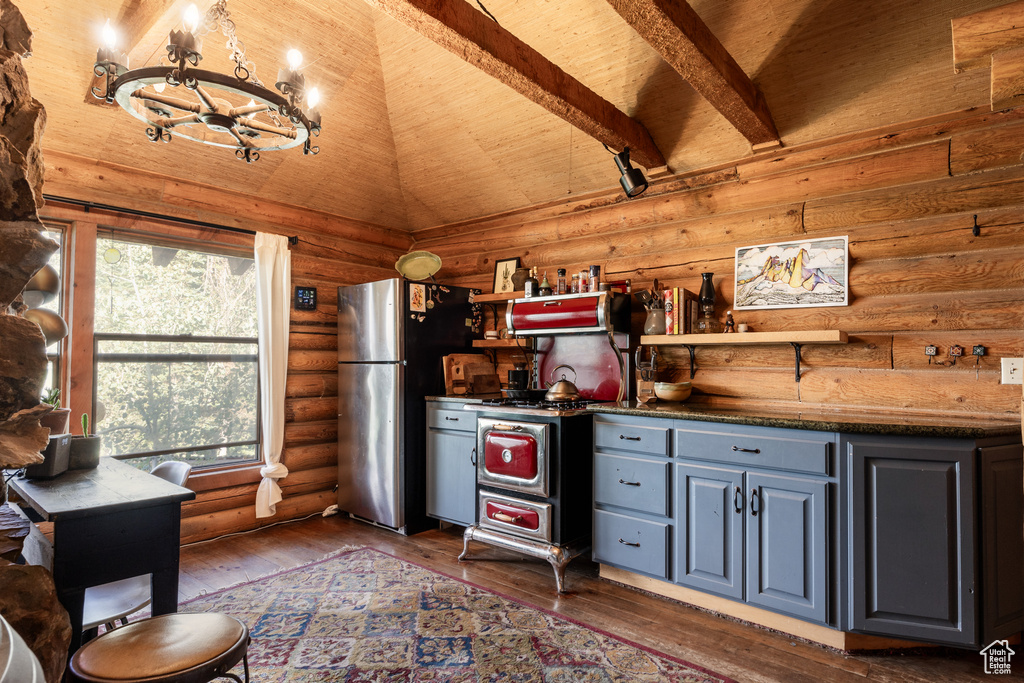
(181, 547, 734, 682)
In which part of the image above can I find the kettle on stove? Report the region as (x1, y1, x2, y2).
(544, 364, 581, 401)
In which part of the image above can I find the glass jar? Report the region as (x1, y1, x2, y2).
(570, 273, 580, 293)
(589, 265, 601, 292)
(556, 268, 567, 295)
(579, 269, 589, 293)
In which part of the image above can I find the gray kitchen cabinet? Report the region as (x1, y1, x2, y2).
(592, 415, 672, 580)
(675, 428, 830, 624)
(426, 403, 477, 526)
(846, 434, 1024, 647)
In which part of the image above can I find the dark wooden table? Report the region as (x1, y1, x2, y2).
(9, 458, 196, 650)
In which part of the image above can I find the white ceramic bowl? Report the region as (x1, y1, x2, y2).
(654, 381, 692, 402)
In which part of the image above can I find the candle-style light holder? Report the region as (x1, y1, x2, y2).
(166, 28, 203, 89)
(275, 68, 306, 122)
(92, 47, 129, 103)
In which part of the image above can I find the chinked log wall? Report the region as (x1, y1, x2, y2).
(40, 150, 413, 544)
(415, 107, 1024, 418)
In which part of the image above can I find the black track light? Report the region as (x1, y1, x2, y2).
(612, 147, 648, 198)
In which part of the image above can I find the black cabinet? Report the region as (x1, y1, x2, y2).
(845, 434, 1023, 647)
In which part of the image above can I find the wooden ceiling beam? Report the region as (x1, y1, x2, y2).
(952, 0, 1024, 73)
(605, 0, 779, 148)
(362, 0, 666, 169)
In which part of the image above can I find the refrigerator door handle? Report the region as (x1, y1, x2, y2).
(470, 447, 477, 467)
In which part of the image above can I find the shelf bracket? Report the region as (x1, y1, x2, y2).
(485, 303, 502, 332)
(684, 344, 697, 379)
(790, 342, 803, 382)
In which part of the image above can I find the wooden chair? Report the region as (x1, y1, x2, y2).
(81, 461, 192, 633)
(67, 613, 250, 683)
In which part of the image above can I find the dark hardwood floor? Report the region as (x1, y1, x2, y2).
(178, 514, 1002, 682)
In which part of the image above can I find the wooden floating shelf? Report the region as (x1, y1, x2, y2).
(474, 291, 519, 304)
(641, 330, 848, 346)
(640, 330, 848, 382)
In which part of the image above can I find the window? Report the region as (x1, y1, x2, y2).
(92, 233, 259, 470)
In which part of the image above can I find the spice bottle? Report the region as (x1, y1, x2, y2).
(556, 268, 567, 295)
(570, 273, 580, 293)
(589, 265, 601, 292)
(579, 269, 589, 293)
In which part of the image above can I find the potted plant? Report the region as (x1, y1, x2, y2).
(68, 412, 101, 470)
(38, 387, 71, 434)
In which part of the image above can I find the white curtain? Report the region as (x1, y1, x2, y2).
(254, 232, 291, 518)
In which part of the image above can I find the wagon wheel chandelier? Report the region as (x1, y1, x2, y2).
(92, 1, 321, 163)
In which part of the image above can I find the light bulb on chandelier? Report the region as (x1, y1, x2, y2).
(91, 0, 323, 163)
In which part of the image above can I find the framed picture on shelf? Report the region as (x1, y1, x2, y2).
(493, 257, 521, 294)
(734, 236, 849, 310)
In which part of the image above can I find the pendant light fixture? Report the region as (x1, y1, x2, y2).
(612, 146, 648, 198)
(92, 1, 322, 163)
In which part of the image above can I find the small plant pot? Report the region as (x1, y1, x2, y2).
(68, 435, 101, 470)
(39, 408, 71, 435)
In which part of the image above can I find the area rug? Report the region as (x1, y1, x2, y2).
(180, 547, 734, 682)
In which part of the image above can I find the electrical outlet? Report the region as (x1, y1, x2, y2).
(925, 345, 938, 356)
(1001, 358, 1024, 385)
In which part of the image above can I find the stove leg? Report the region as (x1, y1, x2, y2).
(458, 525, 477, 562)
(546, 545, 571, 593)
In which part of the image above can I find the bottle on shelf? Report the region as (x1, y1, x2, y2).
(556, 268, 567, 295)
(570, 273, 580, 293)
(589, 265, 601, 292)
(524, 267, 539, 298)
(538, 271, 552, 297)
(579, 269, 589, 293)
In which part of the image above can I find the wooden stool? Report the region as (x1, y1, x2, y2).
(67, 613, 250, 683)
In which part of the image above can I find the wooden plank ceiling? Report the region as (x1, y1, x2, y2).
(20, 0, 1005, 232)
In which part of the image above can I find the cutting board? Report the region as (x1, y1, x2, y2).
(444, 354, 497, 395)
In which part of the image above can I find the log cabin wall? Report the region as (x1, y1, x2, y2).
(40, 151, 413, 543)
(415, 106, 1024, 418)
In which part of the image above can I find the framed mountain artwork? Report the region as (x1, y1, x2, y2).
(734, 236, 849, 310)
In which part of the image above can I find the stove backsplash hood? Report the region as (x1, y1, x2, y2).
(505, 291, 629, 337)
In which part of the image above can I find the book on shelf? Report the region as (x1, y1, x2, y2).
(681, 288, 697, 334)
(663, 289, 675, 335)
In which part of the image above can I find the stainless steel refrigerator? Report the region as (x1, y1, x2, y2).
(337, 278, 477, 533)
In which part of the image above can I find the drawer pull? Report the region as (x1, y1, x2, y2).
(494, 424, 523, 432)
(619, 435, 641, 441)
(542, 301, 563, 307)
(618, 478, 641, 487)
(492, 511, 524, 524)
(750, 488, 761, 516)
(733, 486, 743, 513)
(732, 445, 760, 454)
(618, 538, 640, 548)
(445, 416, 460, 421)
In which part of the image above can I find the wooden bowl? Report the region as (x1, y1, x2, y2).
(654, 381, 692, 402)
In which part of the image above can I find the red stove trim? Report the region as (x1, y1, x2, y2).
(483, 432, 538, 480)
(508, 296, 600, 332)
(476, 418, 549, 497)
(478, 491, 552, 542)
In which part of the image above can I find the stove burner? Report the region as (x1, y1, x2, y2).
(480, 398, 596, 412)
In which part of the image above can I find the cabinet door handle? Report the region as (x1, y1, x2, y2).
(618, 478, 641, 487)
(445, 416, 460, 421)
(619, 435, 641, 441)
(494, 424, 523, 432)
(492, 511, 523, 524)
(734, 486, 743, 513)
(750, 488, 761, 516)
(618, 538, 640, 547)
(732, 445, 760, 454)
(470, 447, 477, 467)
(542, 301, 563, 307)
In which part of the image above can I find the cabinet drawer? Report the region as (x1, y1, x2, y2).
(675, 423, 831, 475)
(595, 419, 670, 456)
(427, 407, 475, 432)
(593, 510, 670, 579)
(594, 454, 670, 516)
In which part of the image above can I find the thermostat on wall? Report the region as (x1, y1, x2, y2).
(294, 286, 317, 311)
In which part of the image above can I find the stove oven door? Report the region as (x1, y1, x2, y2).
(477, 418, 549, 497)
(478, 491, 552, 542)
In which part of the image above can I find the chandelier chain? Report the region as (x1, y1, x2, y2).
(201, 0, 263, 87)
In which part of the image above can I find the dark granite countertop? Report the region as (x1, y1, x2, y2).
(426, 394, 501, 404)
(588, 402, 1022, 440)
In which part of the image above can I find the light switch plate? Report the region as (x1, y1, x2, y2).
(1001, 357, 1023, 385)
